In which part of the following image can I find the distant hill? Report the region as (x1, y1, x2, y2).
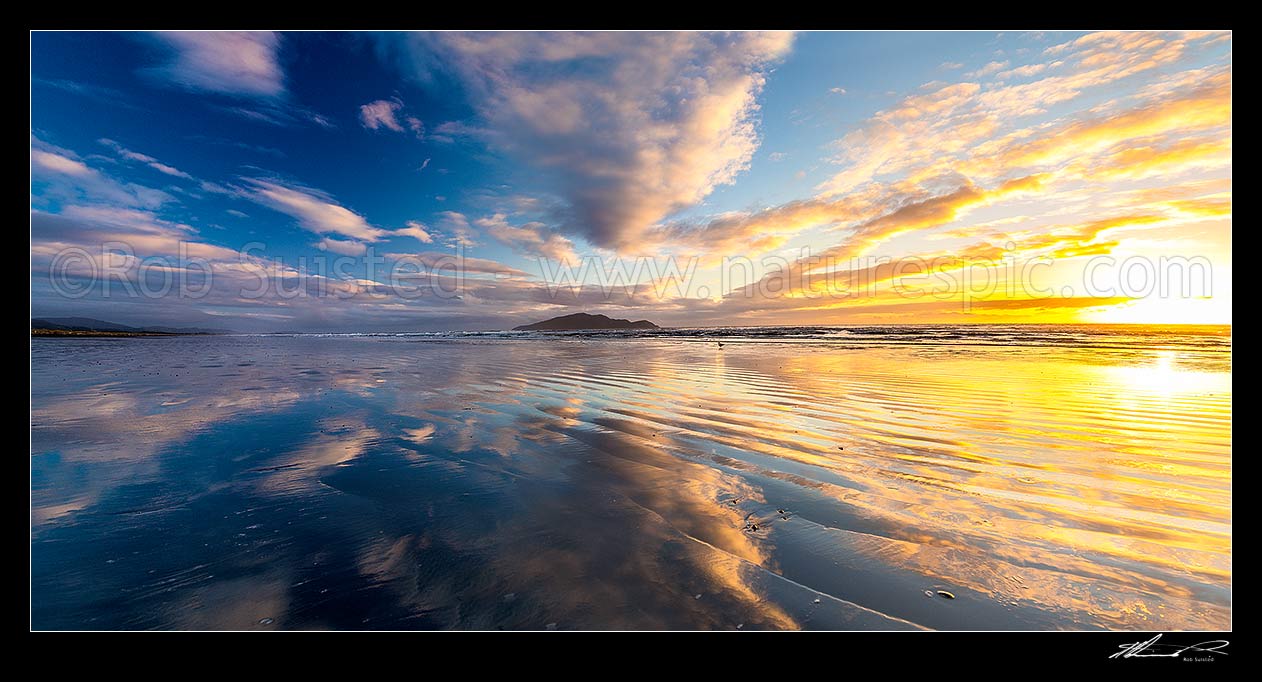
(31, 317, 228, 335)
(512, 313, 660, 331)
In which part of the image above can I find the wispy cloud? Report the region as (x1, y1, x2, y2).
(241, 178, 386, 241)
(359, 97, 424, 137)
(217, 103, 334, 129)
(475, 213, 577, 262)
(32, 77, 141, 110)
(98, 139, 193, 179)
(31, 137, 172, 209)
(965, 60, 1010, 78)
(137, 32, 337, 130)
(316, 236, 369, 256)
(383, 251, 530, 278)
(31, 149, 93, 177)
(395, 220, 434, 244)
(143, 31, 285, 98)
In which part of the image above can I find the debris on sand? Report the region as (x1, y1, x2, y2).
(545, 622, 558, 630)
(258, 617, 274, 625)
(936, 590, 956, 599)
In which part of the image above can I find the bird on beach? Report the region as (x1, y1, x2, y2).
(716, 341, 724, 349)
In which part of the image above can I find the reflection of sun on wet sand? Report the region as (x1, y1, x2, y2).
(31, 326, 1231, 630)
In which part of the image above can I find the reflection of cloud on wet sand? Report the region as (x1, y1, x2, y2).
(30, 338, 403, 525)
(32, 333, 1231, 629)
(31, 375, 304, 524)
(388, 334, 1230, 630)
(247, 418, 381, 494)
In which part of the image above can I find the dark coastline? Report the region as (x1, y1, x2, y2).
(31, 329, 207, 338)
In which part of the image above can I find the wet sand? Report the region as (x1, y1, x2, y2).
(30, 326, 1231, 630)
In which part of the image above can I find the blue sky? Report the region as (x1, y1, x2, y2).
(31, 31, 1231, 330)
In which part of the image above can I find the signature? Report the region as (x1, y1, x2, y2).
(1110, 634, 1230, 660)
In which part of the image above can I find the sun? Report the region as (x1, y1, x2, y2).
(1085, 296, 1232, 325)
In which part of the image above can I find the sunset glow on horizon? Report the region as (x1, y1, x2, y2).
(31, 31, 1232, 331)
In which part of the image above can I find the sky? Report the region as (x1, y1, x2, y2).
(30, 31, 1232, 331)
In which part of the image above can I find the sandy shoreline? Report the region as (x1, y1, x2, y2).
(30, 331, 1231, 630)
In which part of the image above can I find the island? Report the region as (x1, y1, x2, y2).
(512, 312, 660, 331)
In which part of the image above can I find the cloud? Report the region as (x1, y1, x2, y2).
(28, 152, 557, 331)
(28, 207, 349, 326)
(32, 77, 140, 110)
(98, 139, 193, 179)
(475, 213, 577, 262)
(387, 31, 794, 250)
(982, 70, 1231, 174)
(816, 32, 1226, 200)
(944, 213, 1174, 265)
(30, 207, 239, 269)
(316, 237, 369, 256)
(138, 33, 334, 130)
(241, 178, 387, 241)
(31, 138, 172, 209)
(972, 296, 1133, 310)
(29, 31, 1231, 329)
(652, 173, 1045, 259)
(395, 220, 434, 244)
(966, 60, 1010, 78)
(830, 87, 847, 95)
(432, 211, 480, 247)
(996, 63, 1049, 80)
(31, 149, 92, 177)
(186, 135, 287, 158)
(144, 32, 285, 98)
(218, 103, 334, 129)
(359, 99, 404, 131)
(359, 97, 424, 137)
(384, 251, 530, 278)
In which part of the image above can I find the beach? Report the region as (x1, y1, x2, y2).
(30, 325, 1232, 630)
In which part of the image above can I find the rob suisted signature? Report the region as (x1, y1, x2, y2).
(1111, 634, 1229, 660)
